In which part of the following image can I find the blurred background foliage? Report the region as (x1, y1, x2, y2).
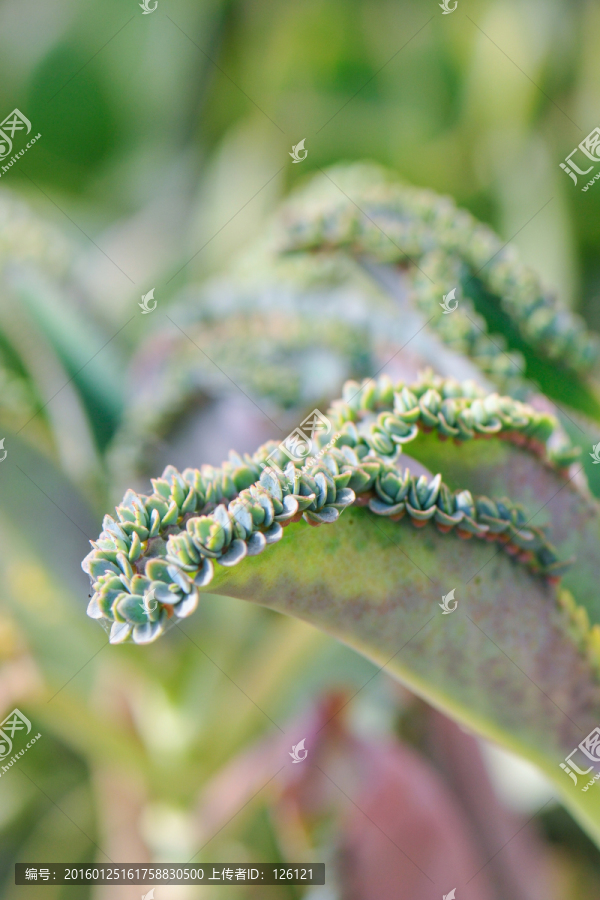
(2, 0, 600, 897)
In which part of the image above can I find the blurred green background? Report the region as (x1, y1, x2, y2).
(2, 0, 600, 897)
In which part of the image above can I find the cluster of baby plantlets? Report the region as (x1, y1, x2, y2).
(83, 374, 580, 645)
(277, 164, 600, 380)
(329, 372, 581, 471)
(111, 165, 600, 487)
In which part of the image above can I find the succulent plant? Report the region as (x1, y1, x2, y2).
(275, 163, 600, 381)
(85, 167, 600, 848)
(111, 164, 600, 499)
(85, 371, 581, 642)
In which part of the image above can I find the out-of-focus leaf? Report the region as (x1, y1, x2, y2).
(9, 269, 125, 439)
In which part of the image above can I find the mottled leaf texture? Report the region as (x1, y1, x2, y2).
(413, 433, 600, 624)
(203, 503, 600, 845)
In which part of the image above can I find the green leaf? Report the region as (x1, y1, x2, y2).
(413, 433, 600, 625)
(204, 503, 600, 846)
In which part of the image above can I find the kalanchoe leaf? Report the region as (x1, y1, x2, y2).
(230, 500, 254, 539)
(274, 494, 299, 522)
(167, 565, 192, 593)
(336, 421, 360, 446)
(246, 531, 267, 556)
(217, 538, 247, 567)
(419, 389, 441, 427)
(116, 505, 136, 523)
(145, 558, 172, 581)
(83, 374, 580, 651)
(180, 487, 197, 515)
(264, 522, 283, 544)
(90, 538, 118, 560)
(305, 507, 339, 524)
(169, 473, 186, 509)
(329, 487, 356, 510)
(369, 497, 406, 517)
(259, 467, 283, 500)
(405, 502, 437, 522)
(213, 504, 233, 541)
(394, 387, 420, 422)
(151, 478, 172, 499)
(193, 557, 214, 586)
(88, 558, 120, 579)
(187, 512, 229, 558)
(87, 594, 103, 619)
(161, 500, 180, 527)
(455, 490, 476, 518)
(116, 552, 134, 579)
(424, 473, 442, 507)
(152, 581, 178, 603)
(130, 574, 151, 595)
(110, 621, 133, 644)
(145, 496, 170, 520)
(133, 618, 167, 644)
(313, 472, 329, 509)
(456, 408, 476, 439)
(367, 426, 396, 455)
(174, 590, 199, 618)
(347, 467, 372, 492)
(116, 594, 151, 626)
(293, 490, 317, 512)
(128, 530, 143, 562)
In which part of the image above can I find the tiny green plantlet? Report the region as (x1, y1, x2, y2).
(83, 167, 600, 849)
